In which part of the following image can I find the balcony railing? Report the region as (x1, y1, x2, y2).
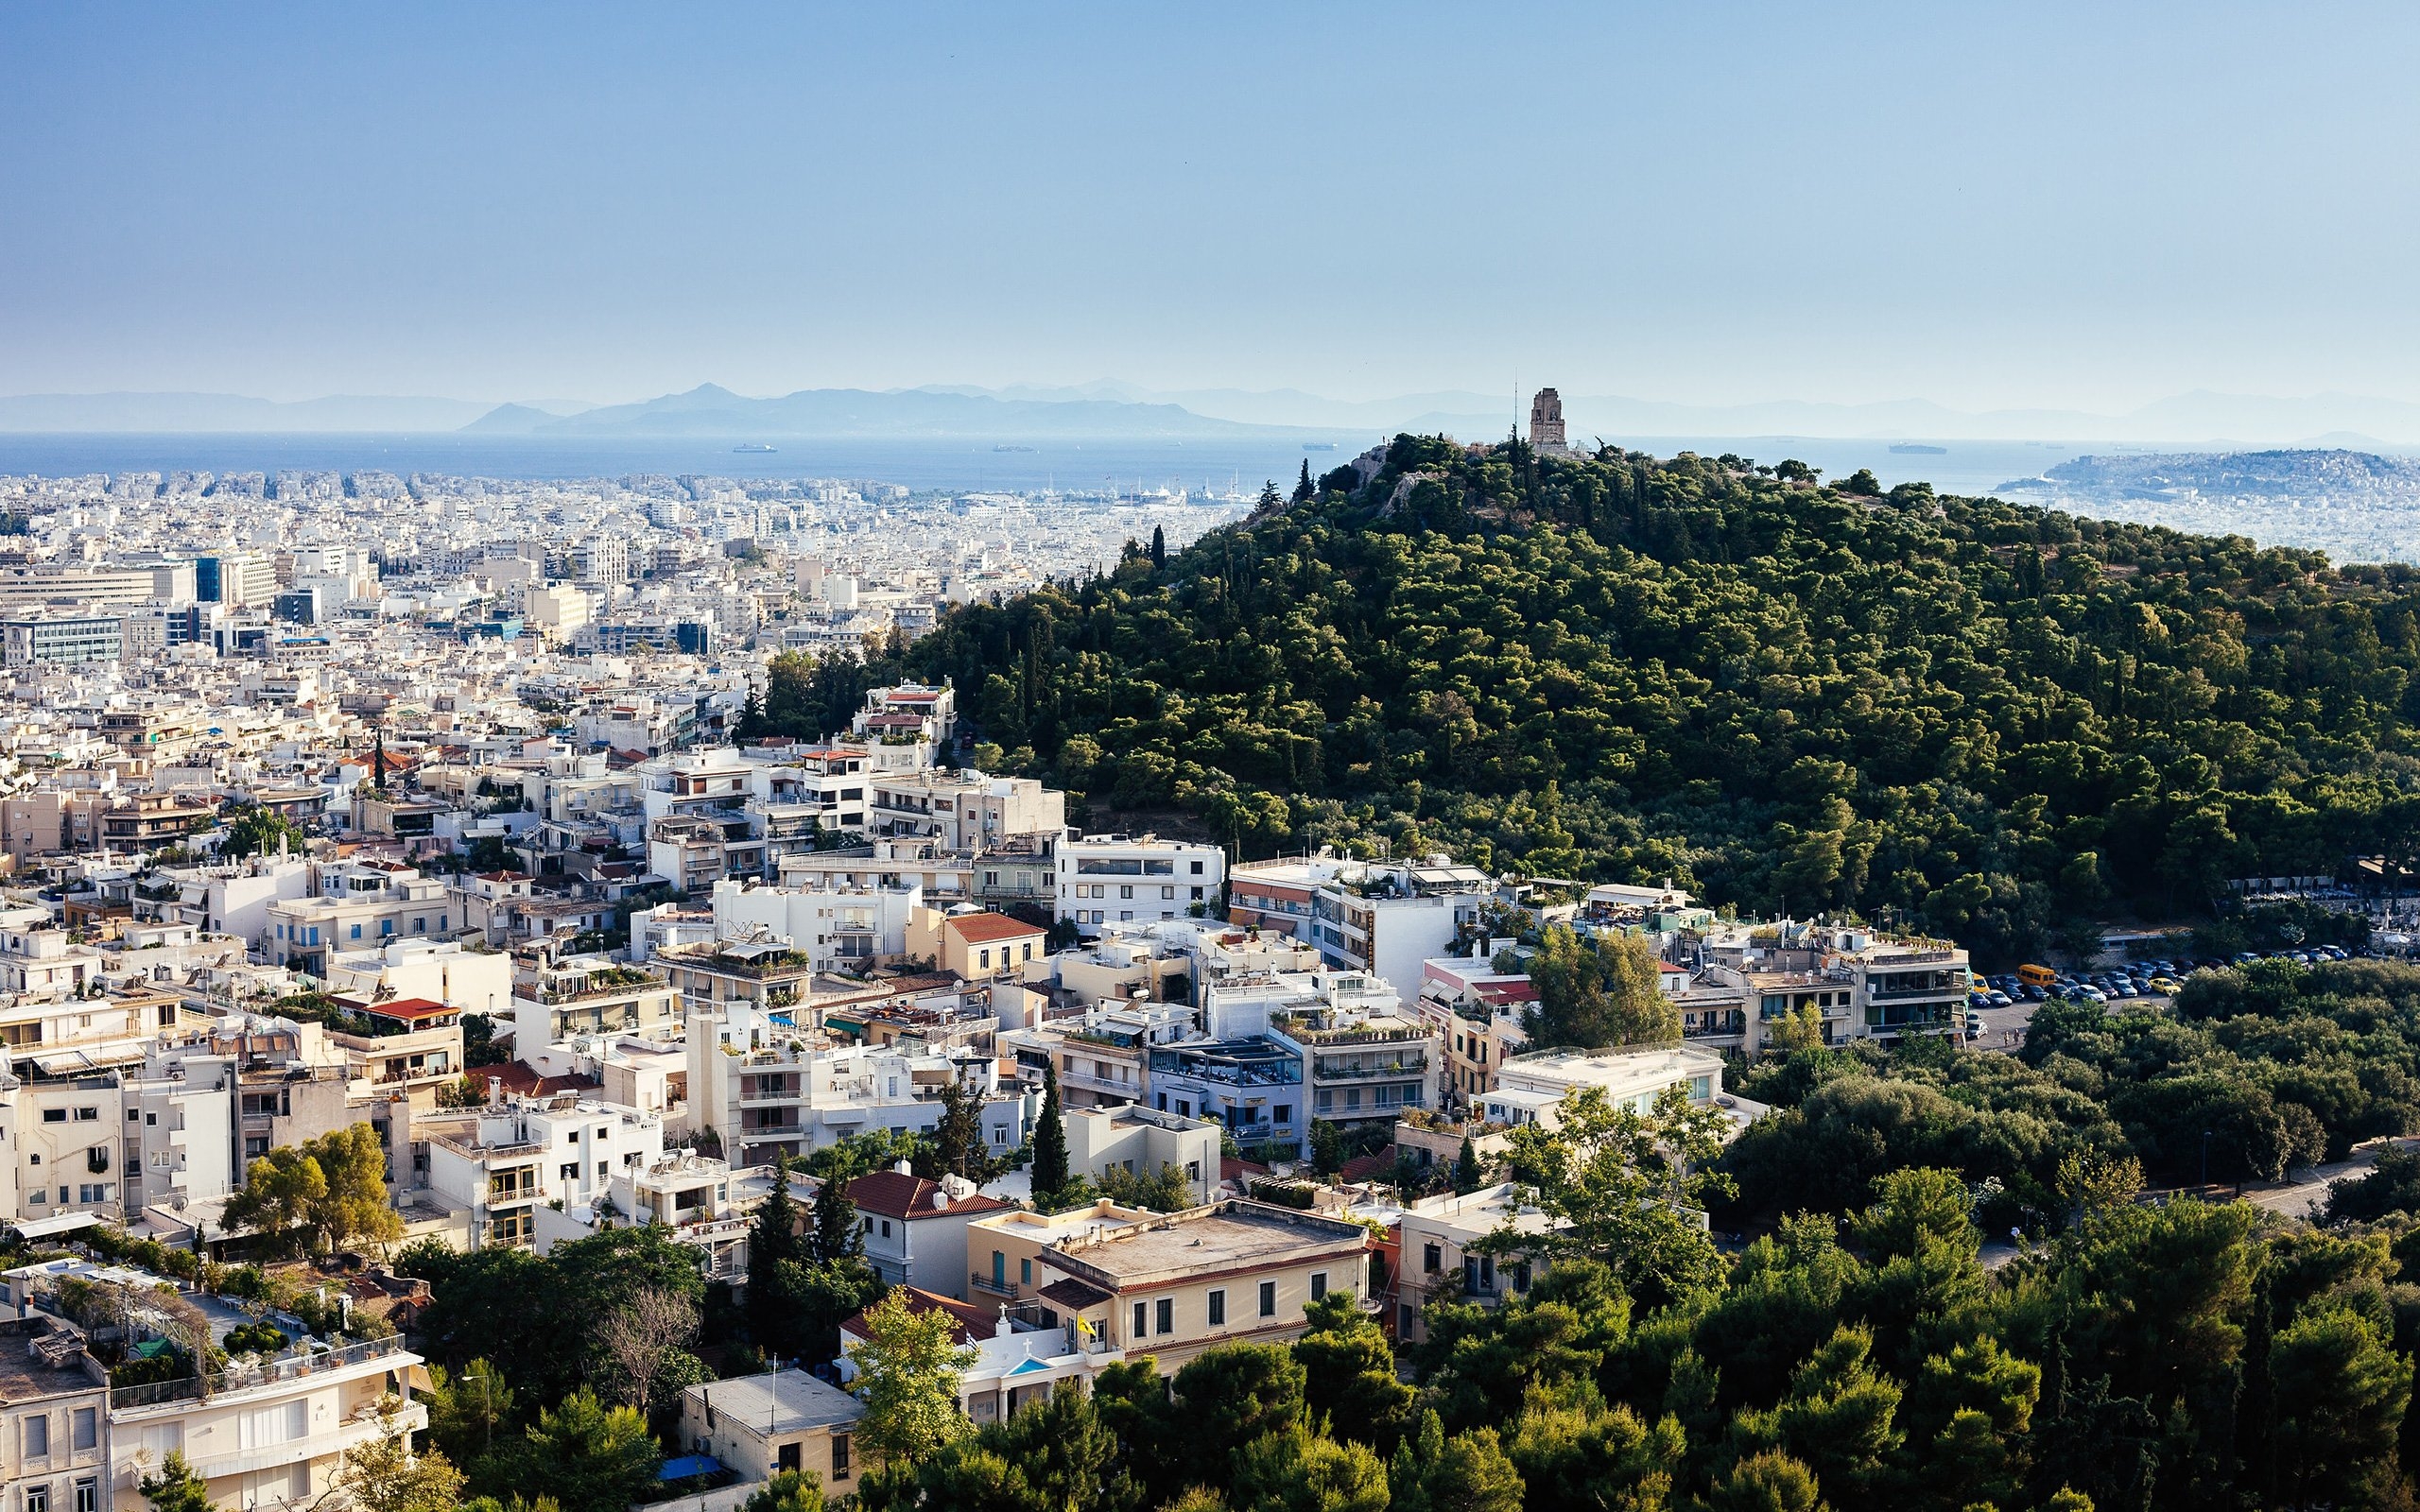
(971, 1272, 1021, 1298)
(1313, 1060, 1430, 1080)
(111, 1334, 410, 1410)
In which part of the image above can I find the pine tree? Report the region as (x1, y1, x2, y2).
(1031, 1065, 1072, 1208)
(1150, 525, 1167, 570)
(811, 1168, 862, 1263)
(1255, 479, 1283, 514)
(1293, 458, 1314, 503)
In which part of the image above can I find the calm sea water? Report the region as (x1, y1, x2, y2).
(0, 431, 2164, 499)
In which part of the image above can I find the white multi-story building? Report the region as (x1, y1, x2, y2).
(266, 863, 456, 976)
(705, 877, 925, 972)
(1052, 833, 1223, 937)
(685, 1004, 1028, 1167)
(421, 1096, 667, 1249)
(1228, 854, 1496, 1007)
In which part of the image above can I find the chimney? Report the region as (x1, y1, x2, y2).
(894, 1158, 913, 1177)
(486, 1075, 503, 1105)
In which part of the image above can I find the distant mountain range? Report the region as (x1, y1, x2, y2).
(461, 384, 1293, 439)
(9, 381, 2420, 448)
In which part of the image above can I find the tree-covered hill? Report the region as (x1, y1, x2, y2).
(901, 437, 2420, 961)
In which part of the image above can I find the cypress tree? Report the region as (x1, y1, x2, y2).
(1453, 1134, 1482, 1194)
(751, 1159, 803, 1274)
(1293, 458, 1314, 503)
(1150, 524, 1167, 570)
(812, 1166, 862, 1263)
(1031, 1065, 1071, 1208)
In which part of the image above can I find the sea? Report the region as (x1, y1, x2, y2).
(0, 432, 2124, 499)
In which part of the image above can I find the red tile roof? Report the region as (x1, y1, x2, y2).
(365, 997, 455, 1022)
(947, 912, 1046, 946)
(838, 1286, 998, 1347)
(845, 1169, 1011, 1221)
(1340, 1151, 1392, 1184)
(1474, 980, 1540, 1005)
(478, 1060, 596, 1098)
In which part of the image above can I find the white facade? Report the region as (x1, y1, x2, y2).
(1053, 834, 1223, 937)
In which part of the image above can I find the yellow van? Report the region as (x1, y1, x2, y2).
(2018, 963, 2059, 988)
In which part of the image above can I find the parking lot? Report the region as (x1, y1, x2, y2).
(1958, 947, 2360, 1052)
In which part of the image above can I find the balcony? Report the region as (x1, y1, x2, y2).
(189, 1400, 426, 1481)
(1313, 1059, 1429, 1081)
(111, 1335, 411, 1412)
(971, 1272, 1022, 1299)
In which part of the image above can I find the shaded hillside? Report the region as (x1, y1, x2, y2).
(908, 436, 2420, 960)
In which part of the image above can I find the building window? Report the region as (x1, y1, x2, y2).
(1155, 1298, 1173, 1334)
(26, 1413, 49, 1456)
(1132, 1301, 1147, 1339)
(1423, 1244, 1442, 1274)
(71, 1409, 94, 1452)
(879, 1220, 891, 1238)
(1207, 1289, 1225, 1327)
(776, 1442, 801, 1474)
(26, 1487, 47, 1512)
(1020, 1258, 1032, 1285)
(1258, 1280, 1277, 1317)
(74, 1483, 95, 1512)
(1310, 1272, 1328, 1301)
(832, 1434, 851, 1480)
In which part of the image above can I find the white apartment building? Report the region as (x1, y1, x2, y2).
(1053, 833, 1223, 937)
(0, 1258, 426, 1512)
(706, 878, 925, 972)
(685, 1004, 1027, 1167)
(422, 1096, 667, 1249)
(535, 1150, 765, 1281)
(266, 863, 455, 976)
(1476, 1042, 1737, 1132)
(1228, 854, 1496, 1008)
(865, 771, 1063, 851)
(1001, 1001, 1196, 1110)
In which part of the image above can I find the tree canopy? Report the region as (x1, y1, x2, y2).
(906, 436, 2420, 960)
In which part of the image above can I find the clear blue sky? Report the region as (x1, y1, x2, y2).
(4, 2, 2415, 412)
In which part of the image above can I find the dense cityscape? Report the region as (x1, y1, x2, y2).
(0, 407, 2404, 1512)
(19, 4, 2420, 1510)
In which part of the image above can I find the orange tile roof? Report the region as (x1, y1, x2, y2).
(946, 912, 1046, 946)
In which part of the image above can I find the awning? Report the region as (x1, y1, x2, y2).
(11, 1211, 102, 1240)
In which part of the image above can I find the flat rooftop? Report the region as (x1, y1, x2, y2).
(689, 1368, 861, 1435)
(1050, 1200, 1366, 1286)
(0, 1321, 103, 1404)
